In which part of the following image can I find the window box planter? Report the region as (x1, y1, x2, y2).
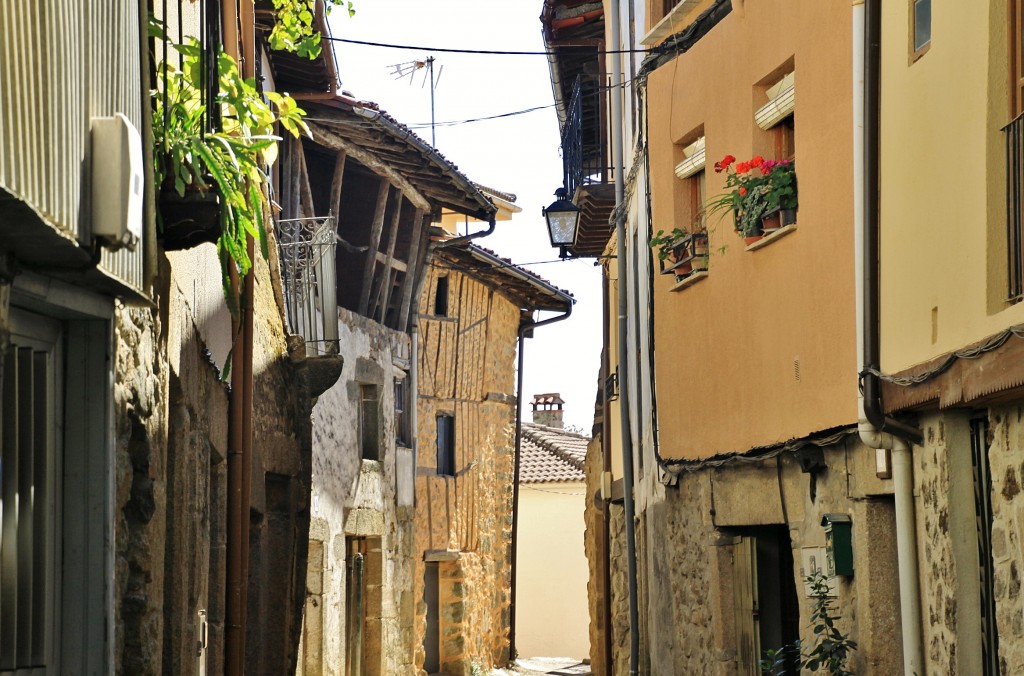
(761, 207, 797, 234)
(158, 185, 222, 251)
(657, 231, 709, 280)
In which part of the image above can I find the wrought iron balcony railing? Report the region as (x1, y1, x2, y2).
(561, 75, 611, 196)
(277, 216, 339, 356)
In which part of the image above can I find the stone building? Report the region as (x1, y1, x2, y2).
(276, 89, 501, 673)
(0, 1, 393, 674)
(414, 244, 573, 674)
(542, 0, 903, 674)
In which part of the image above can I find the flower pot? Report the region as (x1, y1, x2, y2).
(744, 234, 763, 245)
(761, 209, 783, 233)
(158, 187, 222, 251)
(691, 254, 709, 272)
(781, 207, 797, 226)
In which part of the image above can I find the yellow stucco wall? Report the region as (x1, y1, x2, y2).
(515, 480, 590, 660)
(879, 0, 1024, 372)
(648, 0, 857, 459)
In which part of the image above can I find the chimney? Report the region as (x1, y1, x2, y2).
(531, 393, 565, 428)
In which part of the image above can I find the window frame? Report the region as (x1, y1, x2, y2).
(433, 275, 449, 317)
(394, 378, 411, 448)
(910, 0, 931, 62)
(359, 383, 380, 461)
(435, 414, 455, 477)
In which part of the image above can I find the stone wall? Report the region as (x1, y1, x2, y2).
(585, 437, 904, 675)
(114, 299, 171, 676)
(987, 403, 1024, 674)
(109, 242, 314, 676)
(302, 305, 416, 676)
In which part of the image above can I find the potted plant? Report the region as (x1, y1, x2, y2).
(650, 227, 708, 279)
(706, 155, 797, 244)
(151, 20, 309, 311)
(759, 159, 797, 233)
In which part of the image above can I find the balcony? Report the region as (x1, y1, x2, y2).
(277, 215, 339, 356)
(561, 76, 615, 257)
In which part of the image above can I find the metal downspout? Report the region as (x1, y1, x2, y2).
(509, 303, 573, 661)
(854, 2, 924, 673)
(435, 216, 497, 249)
(608, 1, 640, 673)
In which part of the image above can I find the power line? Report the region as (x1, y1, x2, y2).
(325, 35, 652, 56)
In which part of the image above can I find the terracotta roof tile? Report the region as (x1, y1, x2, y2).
(519, 423, 589, 483)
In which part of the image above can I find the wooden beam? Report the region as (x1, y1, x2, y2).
(294, 139, 316, 218)
(397, 212, 428, 331)
(288, 138, 302, 218)
(370, 191, 403, 321)
(374, 251, 407, 272)
(378, 197, 405, 321)
(329, 150, 347, 219)
(358, 179, 391, 315)
(309, 125, 431, 211)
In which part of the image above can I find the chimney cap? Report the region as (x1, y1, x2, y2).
(531, 393, 565, 407)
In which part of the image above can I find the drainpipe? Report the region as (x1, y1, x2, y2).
(410, 322, 419, 508)
(509, 302, 573, 661)
(225, 256, 255, 676)
(435, 216, 497, 249)
(608, 2, 640, 674)
(853, 2, 923, 673)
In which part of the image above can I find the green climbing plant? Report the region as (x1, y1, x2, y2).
(150, 17, 309, 313)
(268, 0, 355, 59)
(759, 571, 858, 675)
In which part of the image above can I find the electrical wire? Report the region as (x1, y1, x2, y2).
(661, 428, 857, 475)
(861, 324, 1024, 387)
(325, 34, 652, 56)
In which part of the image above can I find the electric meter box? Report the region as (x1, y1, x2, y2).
(821, 513, 853, 577)
(91, 114, 144, 250)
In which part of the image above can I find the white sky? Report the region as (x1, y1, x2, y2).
(326, 0, 603, 433)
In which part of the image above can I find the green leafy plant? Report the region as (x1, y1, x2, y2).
(151, 19, 309, 312)
(649, 227, 690, 262)
(759, 571, 857, 676)
(268, 0, 355, 59)
(706, 155, 797, 238)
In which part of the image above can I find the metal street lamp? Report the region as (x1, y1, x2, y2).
(542, 187, 580, 256)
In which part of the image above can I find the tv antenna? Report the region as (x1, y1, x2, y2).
(388, 56, 442, 146)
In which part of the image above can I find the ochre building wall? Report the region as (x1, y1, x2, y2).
(646, 0, 858, 459)
(413, 262, 521, 674)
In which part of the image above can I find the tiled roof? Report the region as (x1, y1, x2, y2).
(520, 423, 589, 483)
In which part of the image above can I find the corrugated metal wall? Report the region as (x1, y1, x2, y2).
(0, 0, 145, 294)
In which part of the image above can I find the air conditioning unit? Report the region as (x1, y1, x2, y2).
(91, 114, 143, 251)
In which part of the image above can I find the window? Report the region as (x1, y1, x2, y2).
(359, 384, 380, 461)
(911, 0, 931, 58)
(1, 313, 60, 672)
(1013, 0, 1024, 117)
(436, 414, 455, 476)
(774, 117, 795, 162)
(394, 378, 410, 447)
(433, 275, 449, 317)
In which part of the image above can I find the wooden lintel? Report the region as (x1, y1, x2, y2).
(358, 179, 391, 316)
(309, 125, 431, 211)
